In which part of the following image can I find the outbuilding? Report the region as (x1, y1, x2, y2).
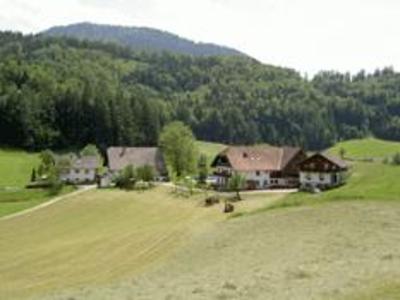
(298, 153, 348, 190)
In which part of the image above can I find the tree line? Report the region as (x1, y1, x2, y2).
(1, 31, 400, 151)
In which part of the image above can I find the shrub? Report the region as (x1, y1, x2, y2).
(197, 154, 208, 184)
(115, 165, 136, 190)
(47, 167, 64, 196)
(228, 173, 246, 200)
(392, 153, 400, 165)
(136, 165, 155, 182)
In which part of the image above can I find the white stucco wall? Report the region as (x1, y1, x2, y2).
(242, 171, 270, 188)
(61, 169, 96, 183)
(216, 167, 301, 190)
(300, 171, 346, 187)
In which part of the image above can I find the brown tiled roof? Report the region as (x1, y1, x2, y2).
(298, 153, 348, 170)
(107, 147, 167, 174)
(212, 146, 303, 172)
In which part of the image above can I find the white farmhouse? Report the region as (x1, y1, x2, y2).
(60, 156, 99, 184)
(211, 146, 307, 190)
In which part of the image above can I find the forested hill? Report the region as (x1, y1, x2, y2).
(0, 31, 400, 151)
(43, 23, 246, 57)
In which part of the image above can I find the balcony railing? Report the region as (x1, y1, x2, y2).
(213, 170, 232, 177)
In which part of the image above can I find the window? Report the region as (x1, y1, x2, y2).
(85, 169, 90, 175)
(75, 169, 80, 174)
(306, 173, 312, 181)
(256, 171, 260, 176)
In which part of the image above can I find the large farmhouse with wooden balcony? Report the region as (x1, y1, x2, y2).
(211, 146, 307, 190)
(298, 153, 348, 190)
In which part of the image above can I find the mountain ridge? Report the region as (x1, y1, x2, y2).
(43, 22, 248, 57)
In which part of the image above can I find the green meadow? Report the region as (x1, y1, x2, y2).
(329, 137, 400, 159)
(0, 149, 71, 218)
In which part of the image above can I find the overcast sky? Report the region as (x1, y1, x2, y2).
(0, 0, 399, 75)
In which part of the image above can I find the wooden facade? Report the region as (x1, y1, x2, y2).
(298, 153, 348, 190)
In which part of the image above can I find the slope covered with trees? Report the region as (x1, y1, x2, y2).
(44, 23, 246, 57)
(1, 31, 400, 151)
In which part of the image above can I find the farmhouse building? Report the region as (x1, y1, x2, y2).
(298, 153, 348, 189)
(60, 156, 99, 184)
(107, 147, 167, 178)
(211, 146, 307, 190)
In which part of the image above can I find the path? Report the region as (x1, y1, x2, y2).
(0, 185, 96, 222)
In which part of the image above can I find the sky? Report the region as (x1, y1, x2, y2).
(0, 0, 399, 75)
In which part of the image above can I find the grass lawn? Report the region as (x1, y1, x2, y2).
(0, 149, 72, 218)
(329, 137, 400, 159)
(0, 149, 39, 187)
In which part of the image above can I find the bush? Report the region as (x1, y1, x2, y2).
(392, 153, 400, 165)
(136, 165, 155, 182)
(47, 167, 64, 196)
(115, 165, 136, 190)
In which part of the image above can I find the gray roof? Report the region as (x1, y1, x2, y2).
(107, 147, 167, 174)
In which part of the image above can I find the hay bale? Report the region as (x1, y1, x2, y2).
(224, 203, 235, 213)
(204, 195, 220, 207)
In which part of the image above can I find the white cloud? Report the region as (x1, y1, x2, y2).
(0, 0, 399, 75)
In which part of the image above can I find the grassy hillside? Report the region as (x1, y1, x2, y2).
(0, 149, 71, 218)
(0, 186, 286, 299)
(21, 196, 400, 300)
(196, 141, 226, 165)
(329, 137, 400, 159)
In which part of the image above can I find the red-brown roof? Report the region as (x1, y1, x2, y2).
(212, 146, 303, 172)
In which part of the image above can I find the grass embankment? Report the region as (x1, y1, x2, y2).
(0, 149, 72, 218)
(329, 137, 400, 159)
